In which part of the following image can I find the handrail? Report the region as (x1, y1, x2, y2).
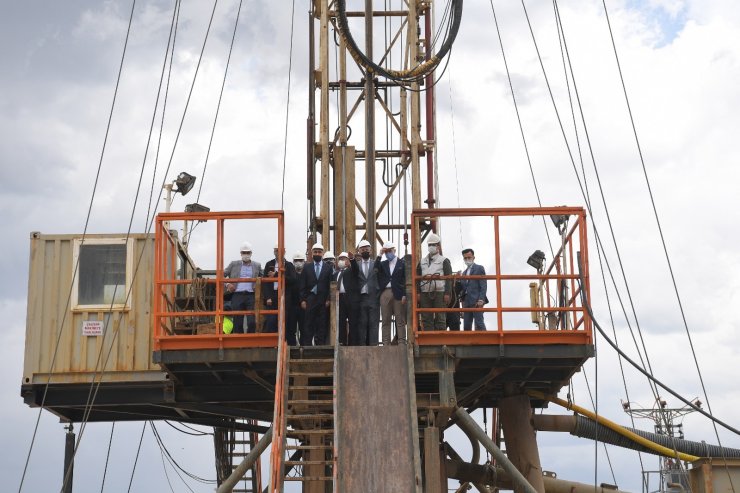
(268, 294, 289, 493)
(410, 207, 592, 346)
(153, 210, 285, 351)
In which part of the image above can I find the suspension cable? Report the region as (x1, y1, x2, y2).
(126, 422, 148, 493)
(196, 0, 244, 203)
(99, 422, 116, 493)
(489, 0, 555, 259)
(281, 0, 297, 210)
(599, 0, 728, 469)
(17, 2, 139, 490)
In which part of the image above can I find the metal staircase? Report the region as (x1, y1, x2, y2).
(283, 347, 336, 489)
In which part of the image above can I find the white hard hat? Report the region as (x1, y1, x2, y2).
(383, 241, 395, 249)
(240, 242, 253, 252)
(311, 242, 324, 251)
(273, 243, 279, 249)
(338, 251, 350, 259)
(324, 250, 335, 260)
(427, 233, 441, 245)
(357, 239, 371, 248)
(293, 251, 306, 261)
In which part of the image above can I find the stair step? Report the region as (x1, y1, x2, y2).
(290, 358, 334, 364)
(285, 460, 331, 466)
(289, 371, 334, 377)
(289, 385, 334, 391)
(287, 429, 333, 436)
(286, 444, 332, 450)
(288, 399, 333, 406)
(284, 476, 333, 481)
(287, 413, 334, 420)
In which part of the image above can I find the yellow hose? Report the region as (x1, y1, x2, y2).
(527, 390, 700, 462)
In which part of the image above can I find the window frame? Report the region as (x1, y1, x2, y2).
(71, 237, 134, 311)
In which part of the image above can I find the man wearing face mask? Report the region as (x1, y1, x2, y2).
(299, 243, 333, 345)
(354, 239, 381, 345)
(377, 241, 407, 345)
(289, 251, 307, 345)
(334, 252, 360, 345)
(416, 233, 452, 331)
(262, 244, 297, 335)
(225, 242, 263, 333)
(460, 248, 487, 330)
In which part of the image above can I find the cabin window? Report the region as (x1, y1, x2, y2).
(72, 238, 133, 310)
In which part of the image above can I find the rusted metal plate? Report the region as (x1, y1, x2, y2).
(336, 345, 417, 493)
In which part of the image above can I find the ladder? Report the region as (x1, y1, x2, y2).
(283, 346, 336, 490)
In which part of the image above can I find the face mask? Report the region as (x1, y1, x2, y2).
(386, 251, 395, 261)
(464, 259, 474, 267)
(325, 259, 335, 266)
(294, 261, 304, 271)
(313, 255, 323, 263)
(428, 245, 438, 255)
(241, 253, 251, 262)
(337, 259, 347, 269)
(361, 251, 371, 260)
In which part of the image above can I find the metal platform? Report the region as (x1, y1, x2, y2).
(21, 342, 592, 425)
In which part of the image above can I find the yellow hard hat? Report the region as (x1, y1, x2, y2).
(223, 316, 234, 334)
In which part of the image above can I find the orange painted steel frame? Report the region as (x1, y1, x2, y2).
(410, 207, 592, 346)
(153, 210, 285, 351)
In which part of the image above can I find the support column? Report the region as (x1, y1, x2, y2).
(499, 392, 546, 493)
(364, 0, 376, 247)
(424, 424, 443, 493)
(62, 424, 75, 493)
(319, 0, 330, 244)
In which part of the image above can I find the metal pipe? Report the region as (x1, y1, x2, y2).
(423, 3, 436, 217)
(62, 424, 75, 493)
(217, 427, 273, 493)
(364, 0, 376, 247)
(454, 407, 538, 493)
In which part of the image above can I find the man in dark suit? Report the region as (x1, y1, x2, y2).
(287, 251, 306, 345)
(460, 248, 488, 331)
(377, 241, 407, 344)
(299, 242, 333, 346)
(262, 245, 296, 337)
(224, 242, 262, 333)
(354, 239, 380, 345)
(334, 251, 360, 345)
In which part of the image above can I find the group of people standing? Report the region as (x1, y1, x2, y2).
(223, 239, 407, 346)
(223, 233, 489, 346)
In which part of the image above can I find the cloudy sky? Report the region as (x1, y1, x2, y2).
(2, 0, 740, 491)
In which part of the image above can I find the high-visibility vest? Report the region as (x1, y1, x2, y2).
(420, 254, 446, 292)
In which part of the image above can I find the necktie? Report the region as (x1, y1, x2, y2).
(363, 261, 369, 278)
(315, 262, 321, 277)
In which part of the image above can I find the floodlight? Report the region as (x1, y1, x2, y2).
(185, 203, 210, 213)
(527, 250, 546, 271)
(622, 401, 630, 411)
(550, 214, 569, 230)
(174, 172, 196, 196)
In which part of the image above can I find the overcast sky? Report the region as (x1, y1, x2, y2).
(2, 0, 740, 492)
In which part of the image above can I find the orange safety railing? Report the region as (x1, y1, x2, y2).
(153, 210, 285, 351)
(411, 207, 592, 346)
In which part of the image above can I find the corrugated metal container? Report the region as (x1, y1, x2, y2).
(23, 232, 167, 385)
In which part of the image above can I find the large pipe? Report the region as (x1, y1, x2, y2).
(532, 414, 740, 460)
(217, 427, 273, 493)
(454, 407, 538, 493)
(445, 461, 633, 493)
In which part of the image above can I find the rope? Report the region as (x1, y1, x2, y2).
(17, 2, 139, 491)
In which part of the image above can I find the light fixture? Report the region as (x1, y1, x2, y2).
(527, 250, 546, 271)
(622, 401, 631, 411)
(185, 203, 210, 213)
(550, 213, 569, 231)
(174, 172, 196, 196)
